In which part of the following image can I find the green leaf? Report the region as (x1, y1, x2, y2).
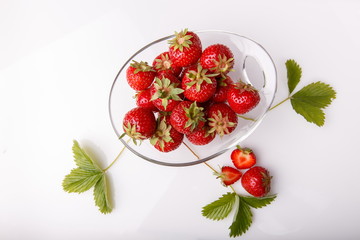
(291, 81, 336, 109)
(94, 174, 112, 214)
(242, 195, 277, 209)
(202, 192, 236, 221)
(229, 195, 253, 238)
(62, 168, 103, 193)
(290, 81, 336, 126)
(72, 140, 102, 171)
(286, 59, 302, 94)
(291, 98, 325, 126)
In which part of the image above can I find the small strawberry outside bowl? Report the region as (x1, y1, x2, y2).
(109, 30, 277, 167)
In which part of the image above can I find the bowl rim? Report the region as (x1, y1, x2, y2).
(108, 30, 277, 167)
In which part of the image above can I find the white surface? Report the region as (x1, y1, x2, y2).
(1, 0, 359, 239)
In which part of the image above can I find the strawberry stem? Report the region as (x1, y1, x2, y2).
(237, 115, 255, 122)
(269, 96, 291, 111)
(102, 139, 130, 172)
(183, 142, 201, 160)
(183, 142, 237, 193)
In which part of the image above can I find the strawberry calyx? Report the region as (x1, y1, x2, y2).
(217, 75, 229, 87)
(236, 145, 253, 155)
(211, 54, 234, 75)
(150, 77, 184, 109)
(150, 118, 173, 151)
(261, 170, 272, 195)
(208, 110, 237, 137)
(154, 53, 173, 71)
(123, 122, 146, 145)
(186, 64, 219, 92)
(168, 28, 193, 52)
(234, 80, 258, 93)
(184, 102, 206, 131)
(130, 60, 156, 74)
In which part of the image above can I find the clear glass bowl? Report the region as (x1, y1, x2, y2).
(108, 30, 277, 167)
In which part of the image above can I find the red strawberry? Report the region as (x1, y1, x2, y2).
(135, 88, 158, 112)
(126, 60, 156, 91)
(231, 145, 256, 169)
(227, 81, 260, 114)
(182, 64, 218, 103)
(218, 166, 242, 186)
(150, 116, 184, 152)
(186, 126, 215, 145)
(241, 166, 272, 197)
(150, 73, 184, 112)
(211, 75, 234, 103)
(152, 52, 182, 77)
(122, 107, 156, 143)
(168, 29, 202, 67)
(207, 103, 238, 136)
(170, 101, 206, 135)
(200, 44, 234, 76)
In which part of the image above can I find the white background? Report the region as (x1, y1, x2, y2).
(1, 0, 360, 239)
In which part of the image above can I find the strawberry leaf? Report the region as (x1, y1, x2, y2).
(229, 195, 252, 238)
(94, 174, 112, 214)
(72, 140, 102, 171)
(63, 140, 112, 214)
(202, 192, 236, 221)
(62, 168, 102, 193)
(291, 98, 326, 126)
(291, 81, 336, 109)
(242, 195, 277, 209)
(290, 81, 336, 126)
(286, 59, 302, 94)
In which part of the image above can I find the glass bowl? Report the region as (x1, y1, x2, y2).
(108, 30, 277, 167)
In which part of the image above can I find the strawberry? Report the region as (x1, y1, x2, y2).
(126, 60, 156, 91)
(207, 103, 238, 136)
(200, 44, 234, 76)
(182, 64, 218, 103)
(231, 145, 256, 169)
(135, 88, 158, 112)
(122, 107, 157, 143)
(211, 75, 234, 103)
(168, 29, 202, 67)
(152, 52, 182, 77)
(150, 116, 184, 152)
(217, 166, 242, 186)
(186, 126, 215, 145)
(170, 101, 206, 135)
(227, 81, 260, 114)
(241, 166, 272, 197)
(150, 73, 184, 112)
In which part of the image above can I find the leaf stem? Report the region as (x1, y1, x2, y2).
(269, 96, 291, 111)
(237, 115, 255, 122)
(182, 142, 200, 160)
(102, 139, 130, 172)
(183, 142, 237, 193)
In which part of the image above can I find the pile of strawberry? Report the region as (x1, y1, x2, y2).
(220, 145, 271, 197)
(122, 29, 260, 152)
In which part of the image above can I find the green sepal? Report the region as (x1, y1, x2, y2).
(185, 65, 218, 92)
(130, 60, 155, 73)
(150, 77, 184, 110)
(168, 28, 193, 52)
(184, 102, 206, 131)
